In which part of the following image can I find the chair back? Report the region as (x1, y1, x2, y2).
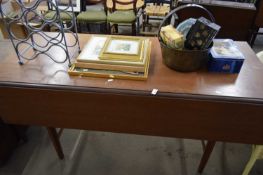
(83, 0, 107, 13)
(112, 0, 138, 13)
(145, 0, 172, 7)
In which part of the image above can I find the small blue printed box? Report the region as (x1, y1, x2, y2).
(208, 39, 245, 73)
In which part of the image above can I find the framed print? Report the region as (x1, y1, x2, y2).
(100, 36, 144, 61)
(69, 41, 152, 81)
(105, 38, 141, 55)
(77, 36, 150, 68)
(77, 36, 108, 61)
(51, 0, 81, 12)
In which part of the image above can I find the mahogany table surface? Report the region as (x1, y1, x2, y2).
(1, 33, 263, 144)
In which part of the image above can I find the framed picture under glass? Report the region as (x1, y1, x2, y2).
(69, 41, 152, 81)
(99, 36, 144, 62)
(77, 36, 149, 66)
(77, 36, 108, 61)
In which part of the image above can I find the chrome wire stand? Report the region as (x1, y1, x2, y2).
(0, 0, 80, 66)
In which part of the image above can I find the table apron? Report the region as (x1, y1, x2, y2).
(1, 86, 263, 144)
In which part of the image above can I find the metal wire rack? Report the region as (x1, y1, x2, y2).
(0, 0, 80, 66)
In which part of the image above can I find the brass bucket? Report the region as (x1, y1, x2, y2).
(158, 4, 215, 72)
(160, 42, 211, 72)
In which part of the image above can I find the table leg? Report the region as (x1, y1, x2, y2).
(46, 127, 64, 159)
(198, 141, 216, 173)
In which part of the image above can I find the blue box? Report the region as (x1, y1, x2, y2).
(208, 39, 245, 73)
(208, 56, 244, 73)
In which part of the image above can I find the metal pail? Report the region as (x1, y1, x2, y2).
(158, 4, 215, 72)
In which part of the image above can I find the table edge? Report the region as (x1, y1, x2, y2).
(1, 81, 263, 105)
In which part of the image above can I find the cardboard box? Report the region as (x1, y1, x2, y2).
(185, 17, 220, 50)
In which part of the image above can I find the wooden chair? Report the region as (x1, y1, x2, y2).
(44, 0, 81, 32)
(44, 11, 74, 22)
(107, 0, 138, 35)
(141, 0, 172, 35)
(76, 0, 107, 33)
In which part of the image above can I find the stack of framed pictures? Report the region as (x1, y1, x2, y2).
(68, 35, 152, 80)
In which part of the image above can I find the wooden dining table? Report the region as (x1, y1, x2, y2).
(1, 33, 263, 173)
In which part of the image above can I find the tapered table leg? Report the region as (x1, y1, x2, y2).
(198, 141, 216, 173)
(46, 127, 64, 159)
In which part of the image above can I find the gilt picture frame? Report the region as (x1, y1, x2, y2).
(69, 41, 152, 81)
(99, 36, 144, 61)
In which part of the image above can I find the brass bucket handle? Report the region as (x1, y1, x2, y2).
(157, 4, 215, 41)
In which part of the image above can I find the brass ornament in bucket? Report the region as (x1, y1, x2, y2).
(158, 4, 216, 72)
